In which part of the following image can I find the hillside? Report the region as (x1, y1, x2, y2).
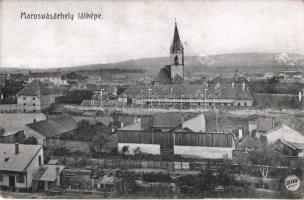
(65, 52, 304, 76)
(1, 52, 304, 75)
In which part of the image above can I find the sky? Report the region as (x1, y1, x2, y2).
(1, 0, 304, 68)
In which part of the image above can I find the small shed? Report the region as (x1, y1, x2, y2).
(33, 165, 65, 191)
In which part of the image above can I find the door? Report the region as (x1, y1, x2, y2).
(9, 176, 15, 187)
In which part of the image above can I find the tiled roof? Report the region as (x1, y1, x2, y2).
(118, 114, 153, 130)
(152, 112, 196, 128)
(279, 117, 304, 136)
(170, 23, 183, 54)
(120, 83, 253, 100)
(257, 117, 275, 132)
(0, 144, 42, 172)
(17, 80, 51, 96)
(0, 113, 46, 131)
(204, 112, 249, 133)
(34, 165, 65, 182)
(27, 115, 77, 138)
(153, 65, 171, 84)
(72, 116, 113, 127)
(237, 135, 261, 150)
(117, 112, 197, 130)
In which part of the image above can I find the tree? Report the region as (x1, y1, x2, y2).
(198, 165, 215, 191)
(248, 144, 289, 178)
(75, 120, 94, 141)
(91, 133, 109, 153)
(122, 146, 129, 156)
(119, 171, 137, 193)
(133, 147, 142, 155)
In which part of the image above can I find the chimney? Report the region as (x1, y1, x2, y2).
(170, 88, 173, 93)
(134, 117, 137, 124)
(121, 122, 124, 128)
(15, 143, 19, 155)
(299, 91, 302, 102)
(242, 82, 245, 91)
(232, 82, 234, 88)
(56, 167, 60, 186)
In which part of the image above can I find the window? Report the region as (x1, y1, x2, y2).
(23, 97, 26, 100)
(38, 155, 42, 165)
(32, 97, 36, 100)
(17, 174, 24, 183)
(238, 103, 241, 107)
(0, 174, 3, 182)
(174, 55, 179, 65)
(244, 102, 247, 106)
(23, 109, 26, 112)
(33, 103, 36, 106)
(23, 103, 26, 106)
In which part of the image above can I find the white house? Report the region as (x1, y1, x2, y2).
(0, 144, 43, 192)
(16, 80, 62, 113)
(262, 124, 304, 144)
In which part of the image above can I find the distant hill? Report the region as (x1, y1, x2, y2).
(63, 52, 304, 76)
(1, 52, 304, 75)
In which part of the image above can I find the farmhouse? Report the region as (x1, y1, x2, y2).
(261, 124, 304, 144)
(16, 80, 62, 113)
(0, 144, 43, 192)
(26, 115, 77, 145)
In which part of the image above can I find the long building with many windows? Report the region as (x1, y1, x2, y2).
(119, 82, 254, 108)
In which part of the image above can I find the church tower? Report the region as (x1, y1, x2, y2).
(170, 22, 184, 82)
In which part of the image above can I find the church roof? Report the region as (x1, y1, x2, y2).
(170, 23, 183, 53)
(153, 65, 171, 84)
(17, 80, 51, 96)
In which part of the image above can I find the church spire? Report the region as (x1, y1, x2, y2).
(170, 21, 183, 54)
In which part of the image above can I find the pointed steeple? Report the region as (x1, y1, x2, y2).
(170, 22, 183, 54)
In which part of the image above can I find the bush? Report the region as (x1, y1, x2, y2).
(143, 172, 172, 183)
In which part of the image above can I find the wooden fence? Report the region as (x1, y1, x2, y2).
(118, 130, 233, 148)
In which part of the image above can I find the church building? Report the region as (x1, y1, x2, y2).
(119, 22, 254, 108)
(154, 22, 184, 84)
